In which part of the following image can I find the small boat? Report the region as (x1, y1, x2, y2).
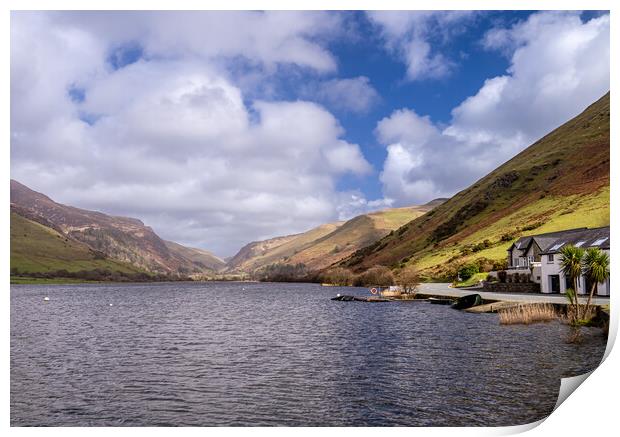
(331, 294, 357, 301)
(428, 297, 453, 305)
(451, 294, 482, 310)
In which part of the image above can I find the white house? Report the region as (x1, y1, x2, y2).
(539, 227, 610, 295)
(507, 226, 609, 296)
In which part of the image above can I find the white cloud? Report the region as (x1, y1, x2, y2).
(50, 10, 340, 73)
(10, 11, 372, 256)
(376, 12, 609, 205)
(305, 76, 380, 114)
(334, 191, 394, 221)
(367, 11, 475, 80)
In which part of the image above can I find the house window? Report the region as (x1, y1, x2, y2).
(548, 254, 554, 263)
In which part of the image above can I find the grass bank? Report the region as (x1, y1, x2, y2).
(10, 276, 103, 285)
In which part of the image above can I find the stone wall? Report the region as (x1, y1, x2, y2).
(483, 282, 541, 293)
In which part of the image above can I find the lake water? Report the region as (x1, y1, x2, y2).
(11, 282, 607, 426)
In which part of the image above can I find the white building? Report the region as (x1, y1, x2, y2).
(507, 227, 609, 296)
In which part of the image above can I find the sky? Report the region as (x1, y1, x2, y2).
(10, 10, 610, 257)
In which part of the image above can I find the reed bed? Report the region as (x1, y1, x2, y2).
(499, 304, 558, 325)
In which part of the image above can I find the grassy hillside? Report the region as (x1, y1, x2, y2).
(340, 92, 610, 280)
(228, 203, 440, 273)
(10, 212, 141, 275)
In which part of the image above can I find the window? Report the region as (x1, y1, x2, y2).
(593, 237, 608, 246)
(549, 242, 565, 251)
(575, 241, 586, 248)
(548, 254, 554, 263)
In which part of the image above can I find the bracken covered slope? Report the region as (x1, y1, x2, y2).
(227, 202, 443, 273)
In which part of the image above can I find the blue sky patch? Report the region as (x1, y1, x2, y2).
(107, 42, 144, 70)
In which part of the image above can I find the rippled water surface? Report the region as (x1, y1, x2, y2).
(11, 282, 607, 426)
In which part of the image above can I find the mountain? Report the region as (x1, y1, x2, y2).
(227, 201, 443, 273)
(11, 212, 143, 276)
(10, 180, 221, 275)
(227, 223, 342, 272)
(164, 240, 226, 272)
(339, 92, 610, 279)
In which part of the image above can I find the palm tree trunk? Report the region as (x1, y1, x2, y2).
(584, 283, 597, 322)
(574, 278, 580, 321)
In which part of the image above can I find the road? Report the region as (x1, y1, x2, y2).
(418, 283, 610, 306)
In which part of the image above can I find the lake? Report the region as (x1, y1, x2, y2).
(10, 282, 607, 426)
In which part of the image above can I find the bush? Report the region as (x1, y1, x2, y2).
(480, 262, 494, 272)
(497, 270, 507, 283)
(395, 269, 420, 295)
(500, 232, 517, 242)
(322, 267, 353, 286)
(353, 265, 394, 287)
(258, 263, 309, 282)
(458, 263, 480, 281)
(493, 259, 508, 271)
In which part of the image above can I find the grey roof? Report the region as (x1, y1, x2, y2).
(539, 226, 610, 254)
(508, 228, 589, 255)
(509, 226, 610, 255)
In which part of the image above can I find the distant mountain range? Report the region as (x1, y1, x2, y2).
(10, 92, 609, 282)
(226, 200, 445, 274)
(339, 92, 610, 279)
(10, 179, 442, 279)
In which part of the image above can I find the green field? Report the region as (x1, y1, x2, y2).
(10, 276, 103, 285)
(10, 213, 142, 275)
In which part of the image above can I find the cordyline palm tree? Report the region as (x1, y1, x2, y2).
(582, 248, 610, 319)
(560, 245, 585, 321)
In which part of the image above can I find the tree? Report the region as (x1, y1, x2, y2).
(323, 267, 353, 286)
(396, 269, 420, 296)
(582, 248, 610, 319)
(458, 263, 479, 281)
(559, 245, 585, 322)
(354, 265, 394, 287)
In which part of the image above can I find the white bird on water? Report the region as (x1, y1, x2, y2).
(43, 297, 50, 302)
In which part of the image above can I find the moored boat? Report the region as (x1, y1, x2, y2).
(451, 294, 482, 310)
